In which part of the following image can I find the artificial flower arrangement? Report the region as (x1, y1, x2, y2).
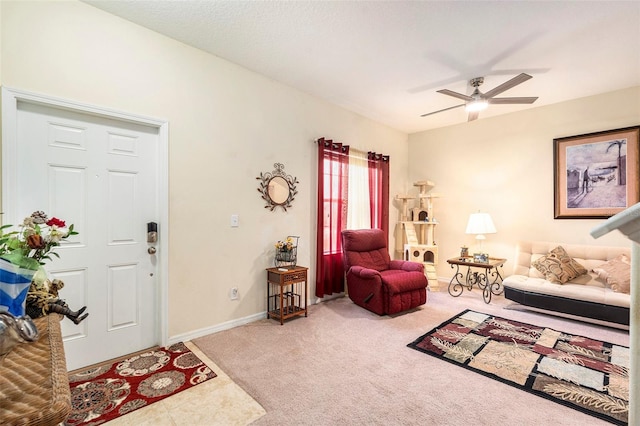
(0, 211, 80, 319)
(0, 211, 77, 270)
(275, 237, 295, 252)
(274, 236, 299, 267)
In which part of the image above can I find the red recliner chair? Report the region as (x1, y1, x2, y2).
(341, 229, 428, 315)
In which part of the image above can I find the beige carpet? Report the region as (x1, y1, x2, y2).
(193, 287, 629, 425)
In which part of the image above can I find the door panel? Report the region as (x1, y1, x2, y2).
(13, 100, 160, 370)
(108, 171, 137, 243)
(57, 268, 89, 341)
(108, 263, 139, 329)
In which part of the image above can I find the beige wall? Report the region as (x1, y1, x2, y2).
(0, 1, 408, 338)
(3, 0, 637, 341)
(408, 86, 640, 280)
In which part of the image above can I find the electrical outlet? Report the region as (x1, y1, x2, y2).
(230, 287, 239, 300)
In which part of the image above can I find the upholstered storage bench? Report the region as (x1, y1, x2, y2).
(502, 241, 631, 327)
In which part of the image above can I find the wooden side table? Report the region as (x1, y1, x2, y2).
(266, 266, 308, 325)
(446, 257, 506, 303)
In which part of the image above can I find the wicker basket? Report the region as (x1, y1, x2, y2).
(0, 314, 71, 425)
(275, 236, 299, 267)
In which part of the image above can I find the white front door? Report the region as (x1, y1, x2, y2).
(2, 89, 167, 371)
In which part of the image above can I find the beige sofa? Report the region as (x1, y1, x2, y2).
(502, 241, 631, 327)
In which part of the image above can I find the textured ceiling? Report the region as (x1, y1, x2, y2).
(84, 1, 640, 134)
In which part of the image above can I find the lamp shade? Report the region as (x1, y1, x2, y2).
(465, 212, 497, 236)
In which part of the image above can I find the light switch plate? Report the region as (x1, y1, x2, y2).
(230, 214, 239, 227)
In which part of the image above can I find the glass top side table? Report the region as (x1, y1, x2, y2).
(446, 256, 506, 303)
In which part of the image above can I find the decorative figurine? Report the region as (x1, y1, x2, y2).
(26, 272, 88, 325)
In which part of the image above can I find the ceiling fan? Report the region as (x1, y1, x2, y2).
(421, 73, 538, 121)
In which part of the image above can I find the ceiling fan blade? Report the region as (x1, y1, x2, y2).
(420, 103, 465, 117)
(488, 96, 538, 104)
(467, 111, 480, 121)
(437, 89, 473, 102)
(483, 73, 532, 98)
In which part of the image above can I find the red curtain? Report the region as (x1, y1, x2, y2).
(368, 152, 390, 243)
(315, 138, 349, 298)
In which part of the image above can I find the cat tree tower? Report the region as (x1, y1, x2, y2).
(395, 180, 440, 290)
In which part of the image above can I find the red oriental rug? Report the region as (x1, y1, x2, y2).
(64, 342, 217, 425)
(408, 310, 629, 425)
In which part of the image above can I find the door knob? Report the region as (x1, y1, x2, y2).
(148, 247, 157, 255)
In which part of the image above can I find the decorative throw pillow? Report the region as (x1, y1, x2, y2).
(531, 245, 588, 284)
(593, 254, 631, 294)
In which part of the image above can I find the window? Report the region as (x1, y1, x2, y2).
(316, 138, 389, 298)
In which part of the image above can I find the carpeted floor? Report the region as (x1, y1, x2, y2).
(193, 287, 629, 425)
(408, 309, 628, 425)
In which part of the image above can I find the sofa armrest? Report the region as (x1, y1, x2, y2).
(389, 260, 424, 273)
(349, 265, 382, 279)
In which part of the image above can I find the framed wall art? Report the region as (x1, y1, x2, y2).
(554, 126, 640, 219)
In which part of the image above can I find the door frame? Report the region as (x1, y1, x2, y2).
(1, 86, 169, 348)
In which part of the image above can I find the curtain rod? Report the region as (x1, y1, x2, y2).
(314, 138, 390, 161)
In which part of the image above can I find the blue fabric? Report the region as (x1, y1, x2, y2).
(0, 260, 36, 316)
(0, 267, 32, 285)
(0, 285, 31, 316)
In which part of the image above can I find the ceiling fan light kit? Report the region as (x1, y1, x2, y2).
(423, 73, 538, 122)
(465, 99, 488, 112)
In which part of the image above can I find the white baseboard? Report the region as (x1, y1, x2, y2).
(167, 311, 267, 345)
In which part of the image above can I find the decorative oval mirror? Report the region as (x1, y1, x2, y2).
(257, 163, 299, 211)
(268, 176, 290, 205)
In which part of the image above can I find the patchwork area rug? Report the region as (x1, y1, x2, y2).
(408, 310, 629, 425)
(65, 342, 217, 425)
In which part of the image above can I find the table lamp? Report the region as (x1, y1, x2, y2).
(465, 212, 497, 258)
